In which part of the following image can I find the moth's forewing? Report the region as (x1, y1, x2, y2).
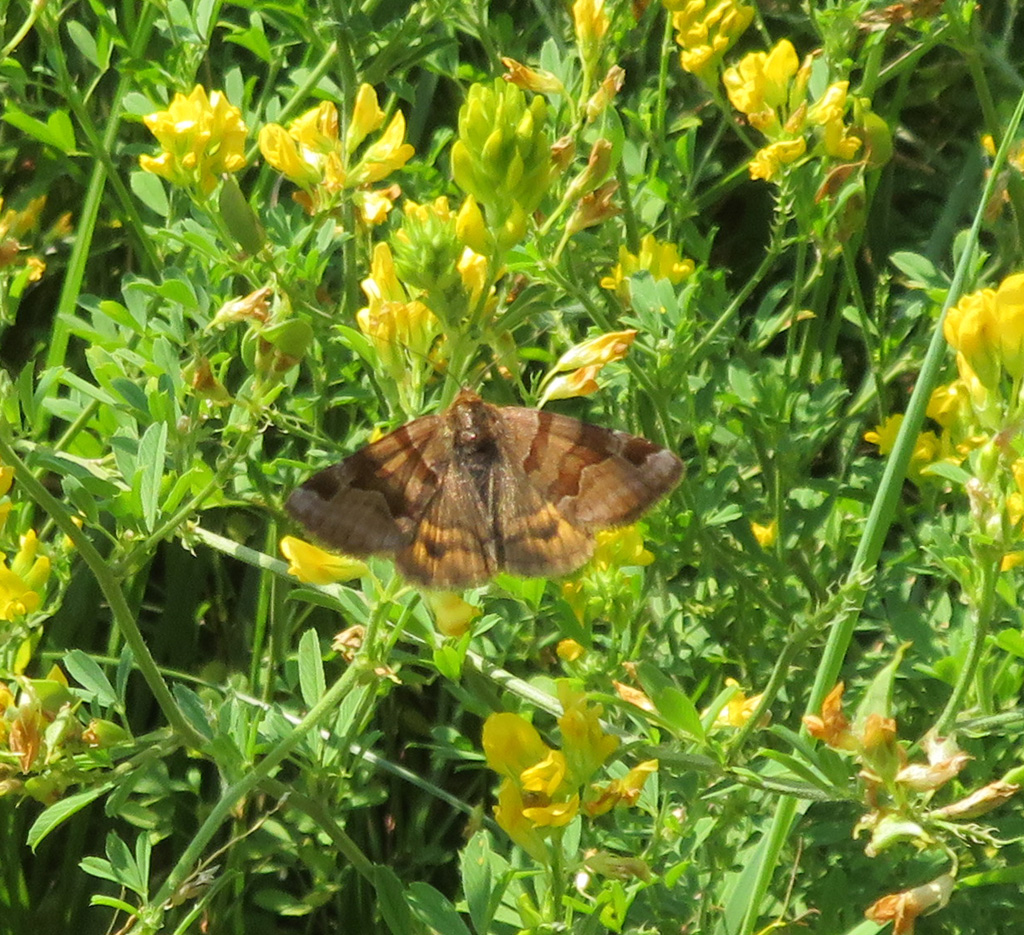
(497, 406, 683, 530)
(285, 413, 446, 557)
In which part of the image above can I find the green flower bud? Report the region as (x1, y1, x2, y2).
(451, 79, 554, 248)
(392, 198, 465, 304)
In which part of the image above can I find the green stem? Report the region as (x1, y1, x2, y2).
(935, 554, 1000, 734)
(0, 435, 205, 750)
(147, 650, 372, 913)
(44, 9, 159, 374)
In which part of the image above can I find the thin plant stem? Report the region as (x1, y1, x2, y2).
(934, 554, 1000, 734)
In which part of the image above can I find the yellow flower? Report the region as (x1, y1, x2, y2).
(0, 530, 50, 621)
(455, 195, 489, 254)
(259, 101, 348, 202)
(483, 712, 552, 781)
(501, 57, 566, 95)
(713, 678, 764, 727)
(483, 711, 580, 859)
(943, 287, 1001, 388)
(558, 682, 619, 786)
(259, 87, 413, 212)
(748, 137, 806, 181)
(584, 759, 658, 816)
(993, 271, 1024, 378)
(0, 460, 13, 497)
(352, 187, 399, 226)
(348, 111, 415, 186)
(347, 83, 386, 154)
(139, 86, 248, 196)
(556, 638, 586, 662)
(356, 243, 441, 377)
(0, 195, 46, 239)
(522, 791, 579, 828)
(457, 246, 489, 307)
(864, 414, 903, 454)
(591, 525, 654, 571)
(722, 39, 800, 131)
(572, 0, 609, 60)
(926, 380, 964, 427)
(750, 519, 777, 548)
(426, 591, 481, 637)
(807, 81, 849, 127)
(601, 233, 694, 298)
(555, 330, 638, 372)
(521, 748, 570, 798)
(670, 0, 754, 78)
(821, 116, 862, 160)
(539, 365, 602, 403)
(493, 779, 551, 862)
(279, 535, 368, 585)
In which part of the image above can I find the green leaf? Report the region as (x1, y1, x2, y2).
(66, 20, 99, 67)
(994, 629, 1024, 659)
(890, 250, 948, 290)
(28, 784, 112, 850)
(460, 832, 509, 935)
(407, 882, 471, 935)
(172, 685, 213, 740)
(137, 419, 168, 532)
(3, 106, 77, 153)
(374, 865, 419, 935)
(297, 629, 326, 707)
(854, 643, 909, 728)
(130, 170, 170, 217)
(63, 649, 117, 707)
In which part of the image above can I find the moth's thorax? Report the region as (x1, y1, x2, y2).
(448, 393, 497, 451)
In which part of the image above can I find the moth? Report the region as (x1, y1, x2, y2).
(286, 389, 682, 588)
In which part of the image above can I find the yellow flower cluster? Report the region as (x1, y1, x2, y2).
(482, 682, 656, 863)
(665, 0, 754, 78)
(356, 242, 443, 384)
(139, 84, 414, 222)
(139, 86, 248, 196)
(259, 85, 414, 217)
(943, 271, 1024, 395)
(0, 195, 70, 292)
(600, 232, 695, 301)
(0, 463, 49, 626)
(863, 372, 986, 485)
(722, 39, 867, 182)
(560, 525, 656, 626)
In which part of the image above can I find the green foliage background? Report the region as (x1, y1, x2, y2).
(1, 0, 1024, 932)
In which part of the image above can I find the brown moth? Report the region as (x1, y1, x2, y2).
(286, 389, 682, 588)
